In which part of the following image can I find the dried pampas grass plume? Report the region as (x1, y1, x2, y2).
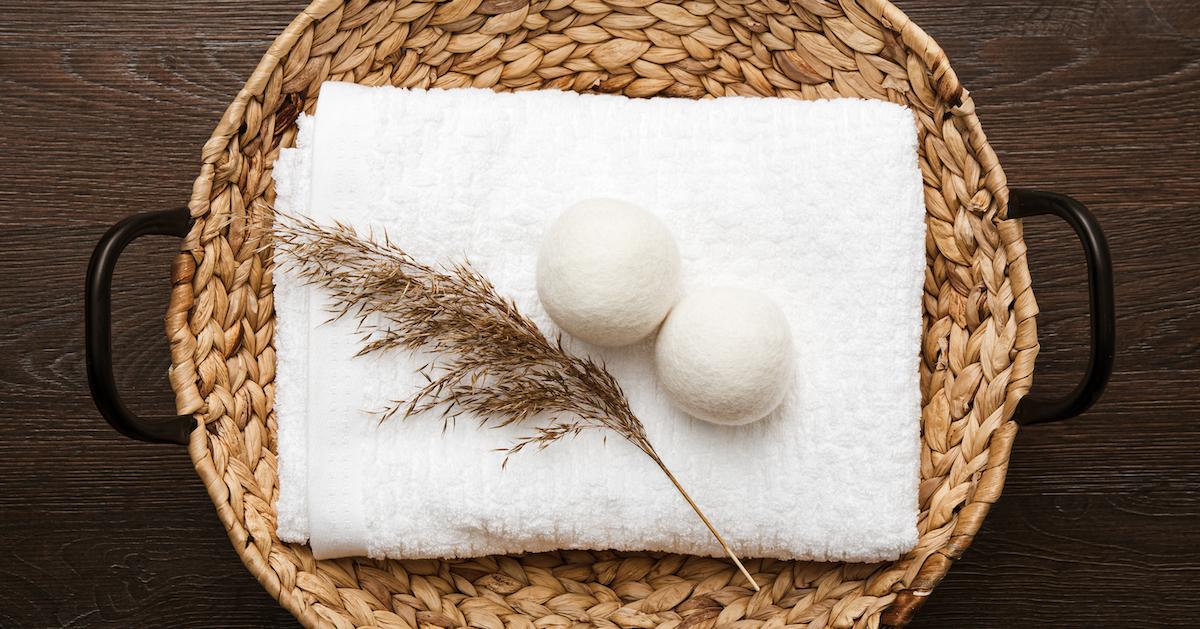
(272, 213, 760, 592)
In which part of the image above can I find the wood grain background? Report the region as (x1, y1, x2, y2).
(1, 1, 1197, 627)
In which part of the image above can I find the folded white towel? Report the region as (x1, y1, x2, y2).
(272, 82, 926, 563)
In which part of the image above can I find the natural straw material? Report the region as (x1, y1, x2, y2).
(166, 0, 1039, 627)
(272, 215, 760, 591)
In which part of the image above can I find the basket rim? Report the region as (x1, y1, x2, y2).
(165, 1, 1038, 627)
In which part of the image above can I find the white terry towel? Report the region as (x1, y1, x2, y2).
(272, 82, 926, 563)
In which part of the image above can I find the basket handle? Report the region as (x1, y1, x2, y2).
(1008, 189, 1115, 425)
(85, 195, 1111, 436)
(86, 208, 196, 444)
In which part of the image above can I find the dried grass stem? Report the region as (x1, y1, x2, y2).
(272, 214, 759, 591)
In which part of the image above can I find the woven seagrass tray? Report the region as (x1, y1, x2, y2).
(82, 0, 1115, 626)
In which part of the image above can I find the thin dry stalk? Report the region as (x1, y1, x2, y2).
(272, 213, 760, 591)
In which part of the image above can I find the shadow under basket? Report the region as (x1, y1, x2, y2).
(84, 0, 1116, 626)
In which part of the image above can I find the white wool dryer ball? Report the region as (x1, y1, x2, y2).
(537, 199, 681, 347)
(655, 287, 794, 426)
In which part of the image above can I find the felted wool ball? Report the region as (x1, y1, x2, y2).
(537, 199, 681, 347)
(655, 287, 794, 426)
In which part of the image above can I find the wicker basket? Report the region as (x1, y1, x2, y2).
(162, 0, 1041, 626)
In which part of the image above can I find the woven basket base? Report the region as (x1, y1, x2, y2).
(166, 0, 1038, 627)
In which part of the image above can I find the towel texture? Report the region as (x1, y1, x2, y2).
(272, 82, 926, 563)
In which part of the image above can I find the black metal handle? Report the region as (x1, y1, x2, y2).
(1008, 189, 1115, 425)
(86, 208, 195, 444)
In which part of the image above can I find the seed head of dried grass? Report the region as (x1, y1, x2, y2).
(270, 213, 760, 590)
(271, 214, 653, 463)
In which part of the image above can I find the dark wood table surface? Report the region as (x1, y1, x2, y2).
(2, 1, 1197, 627)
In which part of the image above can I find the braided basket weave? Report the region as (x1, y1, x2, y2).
(165, 0, 1038, 626)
